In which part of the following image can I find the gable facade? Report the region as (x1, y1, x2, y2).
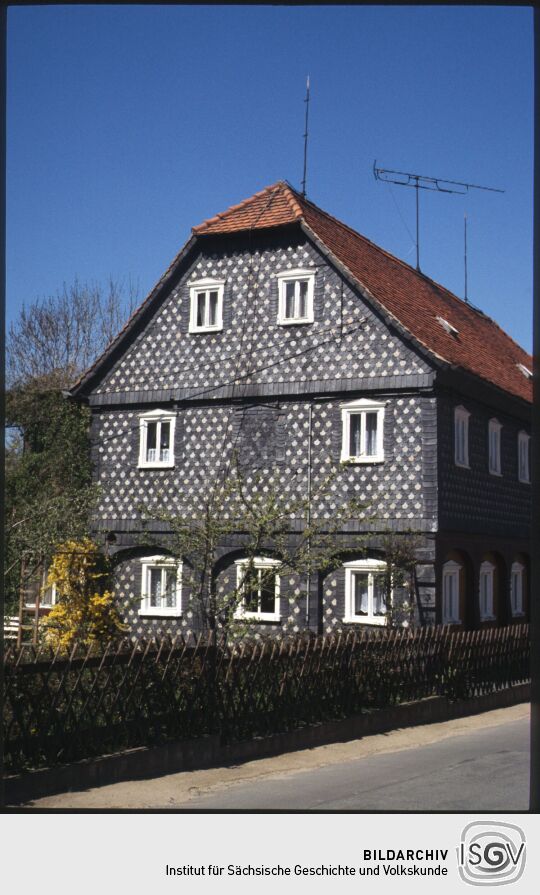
(73, 184, 531, 637)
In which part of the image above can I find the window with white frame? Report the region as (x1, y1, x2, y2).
(488, 418, 502, 475)
(40, 582, 57, 607)
(454, 405, 470, 468)
(518, 431, 530, 483)
(510, 562, 525, 617)
(188, 278, 225, 332)
(343, 559, 388, 624)
(341, 398, 385, 463)
(235, 557, 280, 622)
(139, 556, 182, 617)
(442, 561, 461, 624)
(138, 409, 175, 468)
(479, 561, 495, 621)
(276, 269, 315, 325)
(25, 579, 57, 608)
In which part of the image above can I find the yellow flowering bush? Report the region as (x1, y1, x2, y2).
(43, 537, 128, 649)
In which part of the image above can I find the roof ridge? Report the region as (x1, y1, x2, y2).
(280, 182, 305, 218)
(193, 181, 285, 233)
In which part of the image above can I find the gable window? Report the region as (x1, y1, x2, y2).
(138, 410, 175, 468)
(510, 562, 525, 617)
(341, 399, 385, 463)
(488, 418, 502, 476)
(442, 561, 461, 624)
(139, 556, 182, 617)
(235, 558, 280, 622)
(454, 405, 470, 468)
(188, 278, 225, 332)
(343, 559, 388, 625)
(276, 269, 315, 325)
(518, 431, 530, 483)
(479, 561, 495, 621)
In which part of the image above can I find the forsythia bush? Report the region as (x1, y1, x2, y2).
(43, 537, 128, 648)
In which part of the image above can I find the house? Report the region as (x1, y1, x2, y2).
(69, 181, 532, 637)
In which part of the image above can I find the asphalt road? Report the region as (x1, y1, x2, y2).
(181, 716, 529, 811)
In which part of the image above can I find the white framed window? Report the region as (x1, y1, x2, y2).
(442, 561, 461, 624)
(188, 278, 225, 332)
(139, 556, 182, 617)
(510, 562, 525, 617)
(488, 418, 502, 476)
(276, 268, 315, 325)
(479, 561, 495, 621)
(343, 559, 388, 625)
(26, 580, 57, 609)
(235, 557, 281, 622)
(341, 398, 385, 463)
(518, 431, 530, 483)
(41, 582, 57, 607)
(454, 405, 470, 468)
(138, 409, 175, 468)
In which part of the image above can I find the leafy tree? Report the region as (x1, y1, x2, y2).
(4, 384, 98, 612)
(4, 279, 136, 614)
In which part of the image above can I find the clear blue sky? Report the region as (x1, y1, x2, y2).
(7, 5, 534, 352)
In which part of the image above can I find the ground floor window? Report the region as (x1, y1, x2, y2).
(479, 561, 496, 621)
(510, 562, 525, 617)
(343, 559, 388, 624)
(235, 557, 281, 622)
(24, 568, 57, 608)
(139, 556, 182, 617)
(442, 561, 461, 624)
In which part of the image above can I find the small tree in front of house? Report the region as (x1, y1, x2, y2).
(43, 538, 128, 649)
(137, 459, 370, 639)
(378, 531, 422, 627)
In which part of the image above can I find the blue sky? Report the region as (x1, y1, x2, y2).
(7, 5, 534, 351)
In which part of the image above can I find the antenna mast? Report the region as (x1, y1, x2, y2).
(301, 75, 310, 197)
(464, 213, 468, 303)
(373, 161, 504, 274)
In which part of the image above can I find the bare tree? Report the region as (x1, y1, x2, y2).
(7, 277, 139, 389)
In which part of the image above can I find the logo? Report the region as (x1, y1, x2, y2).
(458, 822, 526, 886)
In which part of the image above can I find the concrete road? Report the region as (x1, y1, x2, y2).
(183, 715, 529, 811)
(27, 703, 529, 810)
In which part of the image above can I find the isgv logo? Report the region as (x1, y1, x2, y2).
(458, 822, 526, 886)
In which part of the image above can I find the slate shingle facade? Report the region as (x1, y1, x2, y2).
(72, 183, 532, 636)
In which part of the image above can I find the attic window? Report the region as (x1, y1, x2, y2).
(276, 269, 315, 325)
(188, 278, 225, 333)
(516, 363, 532, 379)
(436, 316, 459, 337)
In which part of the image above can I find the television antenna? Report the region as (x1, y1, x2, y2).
(464, 213, 468, 302)
(373, 161, 504, 274)
(301, 75, 310, 197)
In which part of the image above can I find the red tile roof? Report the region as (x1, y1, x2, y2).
(192, 181, 532, 403)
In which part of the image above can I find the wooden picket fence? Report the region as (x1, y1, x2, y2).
(3, 623, 530, 773)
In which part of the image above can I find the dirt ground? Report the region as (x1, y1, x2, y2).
(25, 702, 529, 809)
